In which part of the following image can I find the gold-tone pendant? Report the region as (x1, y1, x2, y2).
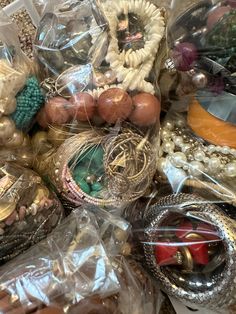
(0, 201, 16, 222)
(33, 185, 50, 205)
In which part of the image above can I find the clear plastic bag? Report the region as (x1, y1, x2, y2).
(0, 162, 63, 265)
(0, 10, 44, 167)
(128, 192, 236, 311)
(0, 208, 120, 309)
(34, 0, 164, 132)
(156, 0, 236, 205)
(0, 258, 161, 314)
(32, 0, 168, 208)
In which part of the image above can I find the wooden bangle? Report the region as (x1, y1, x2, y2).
(187, 98, 236, 148)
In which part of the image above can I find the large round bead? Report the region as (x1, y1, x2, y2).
(97, 88, 133, 124)
(129, 93, 161, 126)
(172, 42, 198, 72)
(37, 108, 50, 129)
(0, 117, 15, 140)
(44, 97, 71, 125)
(4, 130, 24, 148)
(70, 92, 96, 121)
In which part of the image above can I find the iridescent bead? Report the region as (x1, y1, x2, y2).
(208, 157, 221, 172)
(86, 175, 96, 184)
(162, 141, 175, 153)
(173, 136, 183, 146)
(194, 150, 205, 162)
(221, 146, 231, 155)
(171, 152, 187, 168)
(161, 129, 171, 139)
(181, 143, 192, 153)
(192, 72, 208, 89)
(225, 162, 236, 177)
(208, 145, 216, 153)
(189, 161, 204, 177)
(163, 121, 174, 131)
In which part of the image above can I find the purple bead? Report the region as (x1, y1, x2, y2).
(227, 0, 236, 8)
(172, 42, 198, 72)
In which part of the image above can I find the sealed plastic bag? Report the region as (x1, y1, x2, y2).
(156, 0, 236, 205)
(0, 162, 63, 265)
(32, 0, 167, 208)
(34, 0, 164, 133)
(0, 10, 44, 168)
(0, 258, 161, 314)
(129, 193, 236, 311)
(0, 208, 120, 308)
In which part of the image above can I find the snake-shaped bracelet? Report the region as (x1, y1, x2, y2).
(142, 193, 236, 310)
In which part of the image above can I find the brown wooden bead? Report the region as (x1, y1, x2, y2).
(70, 93, 96, 122)
(129, 93, 161, 126)
(44, 97, 71, 125)
(97, 88, 133, 124)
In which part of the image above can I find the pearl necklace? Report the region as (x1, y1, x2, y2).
(102, 0, 165, 94)
(158, 115, 236, 180)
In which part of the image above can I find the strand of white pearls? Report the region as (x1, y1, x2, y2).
(102, 0, 165, 94)
(158, 117, 236, 179)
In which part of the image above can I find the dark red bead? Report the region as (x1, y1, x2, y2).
(187, 241, 209, 265)
(155, 242, 178, 266)
(172, 42, 198, 72)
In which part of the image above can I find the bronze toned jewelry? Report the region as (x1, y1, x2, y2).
(0, 162, 64, 264)
(50, 127, 156, 208)
(104, 129, 156, 200)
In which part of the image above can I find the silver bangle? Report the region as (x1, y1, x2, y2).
(143, 193, 236, 310)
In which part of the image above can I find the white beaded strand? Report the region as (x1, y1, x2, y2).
(101, 0, 165, 94)
(159, 117, 236, 179)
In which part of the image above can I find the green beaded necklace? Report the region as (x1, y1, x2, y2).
(11, 76, 44, 130)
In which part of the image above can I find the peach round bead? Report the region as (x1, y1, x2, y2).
(129, 93, 161, 127)
(70, 92, 96, 122)
(44, 97, 72, 125)
(98, 88, 133, 124)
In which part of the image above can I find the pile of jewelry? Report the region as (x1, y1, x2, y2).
(1, 0, 236, 314)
